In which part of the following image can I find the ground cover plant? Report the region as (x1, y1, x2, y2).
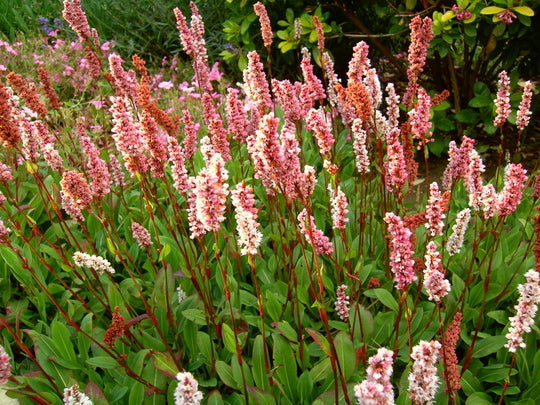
(0, 1, 539, 404)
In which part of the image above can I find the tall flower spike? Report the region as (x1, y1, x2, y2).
(384, 212, 417, 290)
(493, 70, 511, 127)
(328, 183, 349, 231)
(425, 182, 445, 237)
(334, 285, 350, 321)
(306, 108, 334, 156)
(168, 136, 190, 195)
(384, 128, 408, 193)
(60, 170, 92, 223)
(423, 241, 451, 302)
(408, 340, 441, 405)
(352, 118, 370, 174)
(254, 2, 273, 48)
(442, 312, 462, 393)
(174, 372, 203, 405)
(496, 163, 527, 216)
(62, 0, 93, 44)
(404, 16, 433, 106)
(226, 88, 249, 142)
(202, 93, 230, 160)
(243, 51, 273, 113)
(77, 121, 111, 199)
(446, 208, 471, 256)
(442, 136, 475, 190)
(505, 269, 540, 352)
(347, 41, 371, 84)
(298, 208, 334, 255)
(517, 81, 533, 131)
(299, 50, 326, 112)
(231, 182, 262, 256)
(131, 222, 152, 248)
(0, 344, 11, 384)
(0, 82, 21, 148)
(354, 347, 395, 404)
(386, 83, 401, 129)
(409, 88, 433, 149)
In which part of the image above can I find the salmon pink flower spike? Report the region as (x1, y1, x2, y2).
(496, 163, 527, 216)
(298, 208, 334, 255)
(63, 384, 93, 405)
(77, 123, 111, 199)
(386, 83, 401, 129)
(181, 110, 199, 160)
(202, 93, 230, 160)
(108, 153, 125, 187)
(62, 0, 94, 44)
(442, 312, 462, 392)
(384, 128, 408, 193)
(226, 88, 249, 142)
(425, 182, 445, 236)
(334, 285, 350, 321)
(328, 183, 349, 231)
(60, 170, 92, 223)
(322, 51, 340, 107)
(306, 108, 334, 156)
(423, 241, 450, 302)
(168, 136, 190, 195)
(300, 50, 326, 110)
(347, 41, 371, 84)
(231, 183, 262, 256)
(141, 111, 168, 178)
(465, 149, 486, 211)
(409, 88, 433, 149)
(354, 347, 395, 404)
(173, 7, 195, 57)
(517, 81, 533, 131)
(363, 68, 382, 108)
(272, 79, 304, 121)
(446, 208, 471, 256)
(404, 16, 433, 106)
(174, 372, 203, 405)
(244, 51, 273, 113)
(493, 70, 511, 127)
(254, 2, 273, 48)
(408, 340, 441, 405)
(108, 53, 138, 98)
(442, 136, 475, 190)
(352, 118, 370, 174)
(131, 222, 152, 248)
(505, 269, 540, 353)
(187, 153, 229, 238)
(0, 344, 11, 384)
(384, 212, 417, 290)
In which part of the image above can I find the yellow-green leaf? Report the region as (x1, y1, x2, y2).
(512, 6, 534, 16)
(481, 6, 505, 15)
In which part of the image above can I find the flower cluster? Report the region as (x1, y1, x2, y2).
(451, 5, 472, 20)
(354, 347, 395, 404)
(328, 183, 349, 231)
(63, 384, 93, 405)
(174, 372, 203, 405)
(231, 183, 262, 256)
(298, 209, 334, 255)
(254, 2, 273, 48)
(334, 284, 350, 321)
(505, 269, 540, 352)
(73, 251, 115, 275)
(423, 241, 451, 302)
(384, 212, 417, 289)
(0, 344, 11, 384)
(408, 340, 441, 405)
(131, 222, 153, 248)
(446, 208, 471, 256)
(493, 70, 511, 127)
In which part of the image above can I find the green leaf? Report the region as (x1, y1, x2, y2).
(181, 308, 207, 325)
(86, 356, 119, 369)
(247, 386, 275, 405)
(454, 109, 479, 123)
(216, 360, 239, 389)
(468, 95, 492, 108)
(306, 328, 330, 355)
(461, 369, 483, 396)
(272, 334, 298, 401)
(310, 358, 332, 383)
(151, 351, 179, 378)
(51, 321, 77, 364)
(252, 335, 270, 391)
(364, 288, 399, 312)
(472, 335, 507, 358)
(273, 321, 298, 342)
(334, 332, 356, 380)
(206, 390, 225, 405)
(466, 392, 496, 405)
(478, 364, 517, 382)
(222, 323, 238, 354)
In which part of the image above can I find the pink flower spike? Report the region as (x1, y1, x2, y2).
(404, 16, 433, 106)
(231, 182, 262, 256)
(493, 70, 511, 127)
(334, 285, 350, 321)
(505, 269, 540, 352)
(496, 163, 527, 216)
(174, 372, 203, 405)
(446, 208, 471, 256)
(517, 81, 533, 131)
(423, 241, 451, 302)
(306, 108, 334, 156)
(254, 2, 273, 48)
(425, 182, 445, 237)
(384, 212, 417, 290)
(409, 88, 433, 149)
(243, 51, 273, 113)
(0, 344, 11, 384)
(354, 347, 395, 404)
(298, 208, 334, 255)
(131, 222, 152, 248)
(408, 340, 441, 405)
(352, 119, 370, 174)
(328, 183, 349, 231)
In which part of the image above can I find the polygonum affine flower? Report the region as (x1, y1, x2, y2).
(352, 118, 370, 173)
(442, 312, 462, 392)
(226, 88, 249, 142)
(423, 241, 451, 302)
(384, 128, 408, 193)
(425, 182, 445, 237)
(73, 251, 115, 275)
(347, 41, 371, 84)
(77, 122, 111, 199)
(298, 208, 334, 255)
(299, 50, 326, 112)
(0, 82, 21, 148)
(446, 208, 471, 256)
(174, 372, 203, 405)
(131, 222, 152, 248)
(465, 149, 486, 211)
(505, 269, 540, 352)
(306, 107, 334, 156)
(60, 170, 92, 223)
(271, 79, 303, 122)
(363, 68, 382, 108)
(442, 136, 476, 190)
(409, 88, 433, 149)
(404, 16, 433, 106)
(63, 384, 93, 405)
(0, 344, 11, 384)
(496, 163, 527, 216)
(187, 153, 229, 239)
(62, 0, 94, 44)
(254, 2, 273, 48)
(408, 340, 441, 405)
(354, 347, 395, 404)
(328, 183, 349, 231)
(243, 51, 272, 113)
(177, 286, 187, 303)
(334, 285, 350, 321)
(231, 182, 262, 256)
(493, 70, 511, 127)
(384, 212, 417, 290)
(167, 136, 190, 195)
(103, 310, 125, 347)
(322, 51, 340, 108)
(202, 93, 230, 160)
(385, 83, 400, 129)
(517, 81, 533, 131)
